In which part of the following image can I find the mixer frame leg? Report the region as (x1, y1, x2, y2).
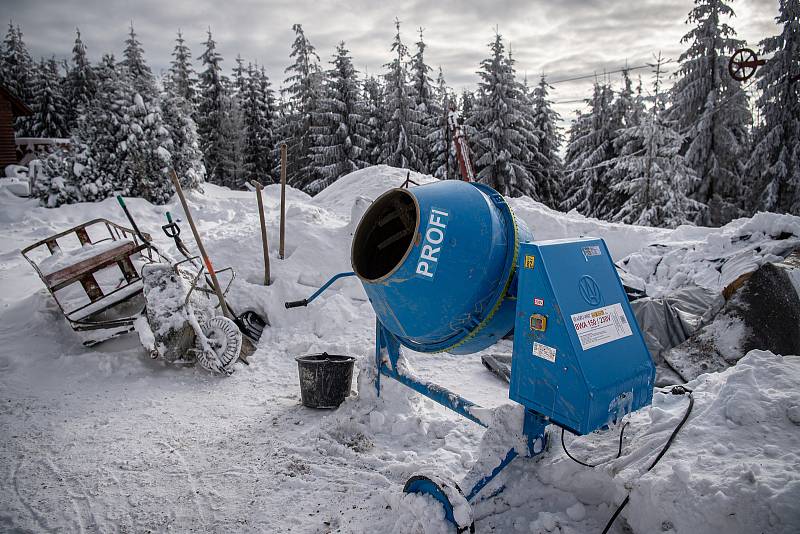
(462, 410, 548, 503)
(376, 322, 551, 528)
(375, 322, 486, 426)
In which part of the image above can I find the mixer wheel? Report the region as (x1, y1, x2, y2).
(403, 473, 475, 533)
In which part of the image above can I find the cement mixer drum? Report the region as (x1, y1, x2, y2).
(352, 181, 531, 355)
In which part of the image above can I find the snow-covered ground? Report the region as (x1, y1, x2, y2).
(1, 166, 798, 533)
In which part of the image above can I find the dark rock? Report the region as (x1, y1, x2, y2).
(664, 259, 800, 382)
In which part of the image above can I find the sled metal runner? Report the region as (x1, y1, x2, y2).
(21, 218, 165, 345)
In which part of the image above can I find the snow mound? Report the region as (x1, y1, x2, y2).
(509, 196, 672, 260)
(624, 350, 800, 533)
(620, 211, 800, 296)
(2, 165, 799, 533)
(470, 351, 800, 534)
(311, 164, 436, 219)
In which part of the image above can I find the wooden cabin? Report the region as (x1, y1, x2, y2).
(0, 83, 33, 171)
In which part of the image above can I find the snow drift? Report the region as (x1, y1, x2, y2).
(0, 166, 798, 533)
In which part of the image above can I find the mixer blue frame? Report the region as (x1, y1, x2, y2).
(286, 180, 656, 531)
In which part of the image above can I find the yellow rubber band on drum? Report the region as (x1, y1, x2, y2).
(436, 204, 521, 354)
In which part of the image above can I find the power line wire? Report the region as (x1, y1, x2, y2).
(548, 61, 677, 85)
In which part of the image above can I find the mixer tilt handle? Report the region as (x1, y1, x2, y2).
(284, 271, 356, 309)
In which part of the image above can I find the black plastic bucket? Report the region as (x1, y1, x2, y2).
(296, 353, 356, 408)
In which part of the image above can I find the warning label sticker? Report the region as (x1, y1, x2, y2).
(582, 245, 602, 258)
(533, 341, 557, 362)
(570, 303, 633, 351)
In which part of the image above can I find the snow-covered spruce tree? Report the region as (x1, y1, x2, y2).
(217, 93, 247, 189)
(167, 30, 197, 105)
(65, 28, 96, 132)
(65, 54, 125, 203)
(747, 0, 800, 214)
(160, 87, 205, 190)
(461, 89, 477, 121)
(119, 87, 174, 204)
(610, 69, 642, 132)
(428, 67, 458, 180)
(197, 28, 229, 185)
(0, 23, 35, 135)
(528, 76, 564, 208)
(598, 69, 647, 217)
(242, 64, 278, 185)
(308, 41, 369, 192)
(232, 55, 247, 97)
(668, 0, 751, 225)
(467, 31, 539, 197)
(409, 28, 441, 174)
(31, 149, 79, 207)
(460, 89, 480, 160)
(120, 23, 156, 96)
(517, 73, 548, 202)
(561, 82, 616, 217)
(608, 60, 706, 227)
(30, 57, 69, 138)
(362, 75, 384, 165)
(380, 19, 426, 172)
(282, 23, 323, 191)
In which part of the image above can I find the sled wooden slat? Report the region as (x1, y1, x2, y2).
(75, 227, 91, 246)
(45, 238, 60, 254)
(79, 273, 104, 302)
(118, 256, 139, 283)
(45, 240, 146, 291)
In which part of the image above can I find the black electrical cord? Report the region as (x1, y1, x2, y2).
(601, 386, 694, 534)
(561, 422, 629, 468)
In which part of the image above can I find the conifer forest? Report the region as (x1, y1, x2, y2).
(2, 0, 798, 228)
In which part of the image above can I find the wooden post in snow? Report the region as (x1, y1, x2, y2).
(279, 143, 287, 260)
(250, 180, 271, 286)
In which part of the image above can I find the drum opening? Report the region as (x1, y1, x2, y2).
(352, 189, 418, 282)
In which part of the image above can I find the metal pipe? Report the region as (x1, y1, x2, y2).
(279, 143, 287, 260)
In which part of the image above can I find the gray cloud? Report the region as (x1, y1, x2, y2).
(4, 0, 779, 126)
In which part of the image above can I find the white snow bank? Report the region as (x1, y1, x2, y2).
(1, 165, 799, 534)
(509, 196, 672, 261)
(0, 165, 31, 197)
(311, 165, 436, 219)
(624, 350, 800, 533)
(467, 350, 800, 534)
(620, 211, 800, 296)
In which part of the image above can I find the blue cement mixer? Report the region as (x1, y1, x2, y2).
(286, 180, 655, 530)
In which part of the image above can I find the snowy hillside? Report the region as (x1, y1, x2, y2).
(1, 167, 799, 533)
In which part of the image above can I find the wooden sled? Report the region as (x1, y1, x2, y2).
(21, 218, 164, 345)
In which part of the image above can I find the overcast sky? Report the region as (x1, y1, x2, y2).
(5, 0, 779, 124)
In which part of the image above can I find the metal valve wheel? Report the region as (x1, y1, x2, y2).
(728, 48, 765, 82)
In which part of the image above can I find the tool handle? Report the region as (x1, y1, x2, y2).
(116, 195, 149, 246)
(169, 170, 233, 320)
(162, 212, 181, 238)
(283, 271, 356, 310)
